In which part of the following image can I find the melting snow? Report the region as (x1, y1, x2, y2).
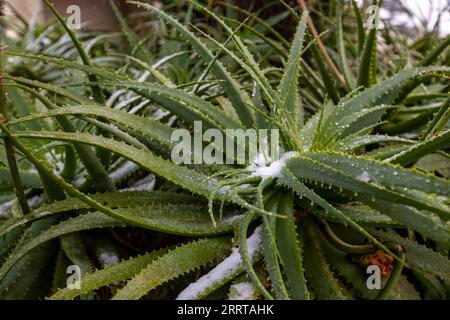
(221, 214, 245, 225)
(120, 175, 155, 192)
(0, 195, 44, 218)
(228, 282, 256, 300)
(176, 226, 262, 300)
(107, 89, 127, 107)
(247, 152, 298, 179)
(109, 161, 139, 181)
(0, 199, 14, 218)
(99, 252, 119, 266)
(356, 170, 371, 182)
(28, 195, 44, 209)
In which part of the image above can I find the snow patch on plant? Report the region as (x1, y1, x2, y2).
(99, 252, 119, 266)
(356, 170, 371, 182)
(228, 282, 257, 300)
(247, 151, 298, 179)
(0, 199, 14, 218)
(109, 161, 139, 181)
(120, 174, 156, 192)
(221, 214, 245, 225)
(176, 226, 262, 300)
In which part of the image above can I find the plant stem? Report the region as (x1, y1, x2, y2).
(316, 218, 377, 255)
(42, 0, 113, 171)
(377, 244, 405, 300)
(297, 0, 346, 87)
(9, 84, 116, 192)
(0, 2, 30, 215)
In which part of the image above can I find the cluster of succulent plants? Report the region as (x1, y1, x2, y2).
(0, 0, 449, 300)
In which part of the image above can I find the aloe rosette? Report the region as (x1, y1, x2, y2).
(0, 0, 449, 300)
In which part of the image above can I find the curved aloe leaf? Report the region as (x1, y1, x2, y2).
(278, 165, 393, 257)
(277, 11, 308, 132)
(112, 237, 231, 300)
(177, 225, 263, 300)
(5, 52, 242, 130)
(372, 230, 450, 283)
(130, 2, 254, 127)
(276, 192, 309, 299)
(388, 130, 450, 166)
(0, 192, 243, 238)
(50, 247, 168, 300)
(301, 218, 347, 299)
(9, 105, 176, 149)
(0, 212, 127, 280)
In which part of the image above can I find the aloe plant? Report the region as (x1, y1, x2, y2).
(0, 0, 449, 300)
